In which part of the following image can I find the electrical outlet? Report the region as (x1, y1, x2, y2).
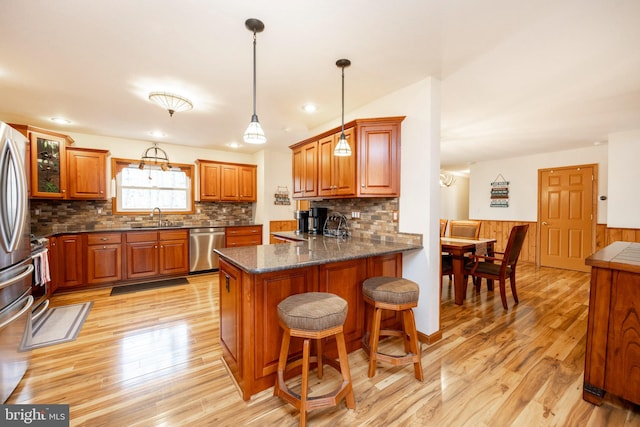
(34, 208, 40, 216)
(392, 210, 399, 222)
(351, 211, 360, 219)
(97, 208, 103, 215)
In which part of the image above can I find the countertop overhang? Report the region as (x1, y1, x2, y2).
(215, 233, 422, 274)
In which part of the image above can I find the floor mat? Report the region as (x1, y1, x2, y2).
(20, 302, 93, 351)
(110, 277, 189, 296)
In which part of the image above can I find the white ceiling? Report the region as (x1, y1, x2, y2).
(1, 1, 639, 171)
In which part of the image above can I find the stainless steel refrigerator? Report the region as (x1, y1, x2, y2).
(0, 122, 33, 403)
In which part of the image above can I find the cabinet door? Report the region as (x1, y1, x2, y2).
(358, 122, 400, 196)
(220, 164, 239, 201)
(199, 161, 221, 201)
(67, 148, 107, 200)
(238, 165, 257, 202)
(292, 141, 318, 198)
(57, 235, 84, 288)
(87, 244, 122, 284)
(29, 131, 68, 198)
(318, 135, 335, 196)
(159, 238, 189, 275)
(219, 260, 242, 370)
(318, 259, 368, 349)
(125, 241, 158, 279)
(334, 128, 356, 196)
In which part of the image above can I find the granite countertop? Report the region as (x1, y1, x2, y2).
(36, 222, 261, 238)
(215, 233, 422, 274)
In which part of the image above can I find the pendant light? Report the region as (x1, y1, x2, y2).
(243, 18, 266, 144)
(334, 58, 352, 157)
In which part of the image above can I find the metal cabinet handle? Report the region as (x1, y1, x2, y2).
(100, 237, 109, 241)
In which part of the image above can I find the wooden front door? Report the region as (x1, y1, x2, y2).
(539, 165, 596, 272)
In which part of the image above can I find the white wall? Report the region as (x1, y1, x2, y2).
(469, 145, 609, 223)
(440, 176, 469, 221)
(608, 130, 640, 228)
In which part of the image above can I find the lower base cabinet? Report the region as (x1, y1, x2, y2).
(218, 252, 403, 400)
(87, 233, 122, 284)
(124, 230, 189, 280)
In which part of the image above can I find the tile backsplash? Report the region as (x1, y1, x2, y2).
(30, 197, 422, 246)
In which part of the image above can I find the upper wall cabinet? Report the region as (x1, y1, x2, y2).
(11, 124, 108, 200)
(197, 160, 257, 202)
(290, 116, 404, 199)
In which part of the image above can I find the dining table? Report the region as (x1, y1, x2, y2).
(441, 236, 497, 305)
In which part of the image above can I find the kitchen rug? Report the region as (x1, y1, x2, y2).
(110, 277, 189, 296)
(20, 302, 93, 351)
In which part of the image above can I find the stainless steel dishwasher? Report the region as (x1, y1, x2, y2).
(189, 227, 225, 273)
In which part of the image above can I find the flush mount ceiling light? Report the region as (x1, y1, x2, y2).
(50, 117, 71, 124)
(334, 58, 352, 157)
(302, 103, 318, 113)
(148, 92, 193, 117)
(243, 18, 266, 144)
(439, 173, 456, 188)
(139, 143, 172, 171)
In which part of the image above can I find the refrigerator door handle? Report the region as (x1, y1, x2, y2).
(0, 264, 33, 291)
(0, 295, 33, 329)
(0, 134, 28, 253)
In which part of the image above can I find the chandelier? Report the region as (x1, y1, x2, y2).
(148, 92, 193, 117)
(139, 143, 172, 171)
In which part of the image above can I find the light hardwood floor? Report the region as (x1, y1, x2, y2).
(7, 264, 640, 426)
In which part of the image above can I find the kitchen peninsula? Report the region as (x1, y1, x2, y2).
(214, 233, 421, 400)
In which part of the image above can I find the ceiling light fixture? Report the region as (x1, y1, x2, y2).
(50, 117, 71, 124)
(334, 59, 352, 157)
(148, 92, 193, 117)
(302, 103, 317, 113)
(243, 18, 266, 144)
(139, 143, 172, 171)
(439, 173, 456, 188)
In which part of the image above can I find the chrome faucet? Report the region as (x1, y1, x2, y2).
(151, 207, 162, 227)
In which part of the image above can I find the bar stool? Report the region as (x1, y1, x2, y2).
(274, 292, 356, 426)
(362, 276, 423, 381)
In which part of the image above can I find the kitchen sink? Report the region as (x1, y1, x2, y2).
(130, 223, 182, 229)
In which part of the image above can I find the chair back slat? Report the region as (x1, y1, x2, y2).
(449, 220, 481, 239)
(505, 224, 529, 266)
(440, 219, 448, 237)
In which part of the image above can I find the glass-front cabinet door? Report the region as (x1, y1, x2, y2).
(29, 130, 70, 198)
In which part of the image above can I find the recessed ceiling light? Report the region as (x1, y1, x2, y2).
(148, 130, 165, 138)
(226, 142, 241, 149)
(302, 103, 317, 113)
(50, 117, 71, 124)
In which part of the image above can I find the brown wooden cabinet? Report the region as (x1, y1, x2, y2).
(197, 160, 257, 202)
(291, 141, 318, 198)
(290, 117, 404, 199)
(66, 147, 108, 200)
(124, 230, 189, 280)
(86, 232, 122, 284)
(219, 259, 242, 378)
(11, 125, 108, 200)
(584, 242, 640, 406)
(225, 225, 263, 248)
(54, 234, 84, 289)
(318, 127, 356, 197)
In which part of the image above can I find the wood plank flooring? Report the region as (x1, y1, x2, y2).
(7, 264, 640, 426)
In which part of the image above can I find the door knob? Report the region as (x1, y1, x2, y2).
(542, 221, 549, 225)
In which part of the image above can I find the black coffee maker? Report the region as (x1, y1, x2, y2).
(309, 207, 328, 234)
(294, 210, 309, 234)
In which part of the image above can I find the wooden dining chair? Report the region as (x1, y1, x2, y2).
(439, 219, 448, 237)
(465, 224, 529, 310)
(449, 220, 481, 239)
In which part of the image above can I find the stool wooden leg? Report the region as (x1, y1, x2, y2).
(275, 329, 291, 397)
(402, 309, 423, 381)
(368, 306, 383, 378)
(316, 338, 323, 379)
(300, 338, 311, 427)
(336, 331, 356, 409)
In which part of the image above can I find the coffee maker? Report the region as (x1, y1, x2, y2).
(294, 210, 309, 234)
(309, 207, 328, 234)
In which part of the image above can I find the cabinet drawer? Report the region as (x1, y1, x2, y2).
(226, 225, 262, 236)
(125, 231, 158, 243)
(159, 229, 188, 241)
(226, 235, 262, 247)
(87, 232, 122, 245)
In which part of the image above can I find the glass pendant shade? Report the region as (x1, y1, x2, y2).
(243, 114, 266, 144)
(334, 133, 352, 156)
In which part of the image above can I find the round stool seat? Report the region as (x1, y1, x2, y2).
(363, 276, 419, 305)
(278, 292, 347, 331)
